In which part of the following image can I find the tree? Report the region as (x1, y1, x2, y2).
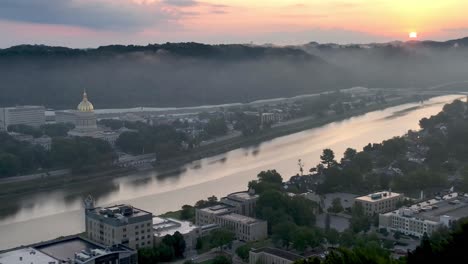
(325, 229, 340, 245)
(272, 221, 297, 248)
(328, 198, 344, 213)
(320, 149, 336, 168)
(342, 148, 357, 162)
(180, 205, 195, 220)
(349, 203, 371, 233)
(235, 244, 250, 261)
(212, 256, 231, 264)
(257, 170, 283, 184)
(211, 229, 235, 250)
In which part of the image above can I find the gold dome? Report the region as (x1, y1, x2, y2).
(77, 91, 94, 112)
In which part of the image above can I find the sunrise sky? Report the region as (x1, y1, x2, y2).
(1, 0, 468, 48)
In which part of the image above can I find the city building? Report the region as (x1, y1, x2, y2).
(85, 201, 154, 250)
(56, 91, 129, 146)
(0, 236, 137, 264)
(249, 248, 303, 264)
(153, 217, 200, 253)
(0, 247, 59, 264)
(355, 191, 404, 216)
(195, 205, 267, 241)
(68, 91, 99, 137)
(379, 192, 468, 238)
(0, 105, 45, 130)
(220, 190, 259, 217)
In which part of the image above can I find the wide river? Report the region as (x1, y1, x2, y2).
(0, 94, 463, 250)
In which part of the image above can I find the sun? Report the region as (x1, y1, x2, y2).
(409, 32, 418, 39)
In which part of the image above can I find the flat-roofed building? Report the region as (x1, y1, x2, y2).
(0, 106, 45, 130)
(220, 190, 259, 217)
(249, 248, 303, 264)
(379, 192, 468, 238)
(153, 217, 201, 253)
(85, 204, 154, 249)
(195, 205, 267, 241)
(0, 247, 59, 264)
(0, 236, 137, 264)
(355, 191, 403, 216)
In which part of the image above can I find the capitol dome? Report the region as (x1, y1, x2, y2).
(77, 91, 94, 112)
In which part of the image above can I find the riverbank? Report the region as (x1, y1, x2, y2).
(1, 94, 462, 250)
(0, 94, 433, 199)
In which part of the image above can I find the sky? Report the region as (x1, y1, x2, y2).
(1, 0, 468, 48)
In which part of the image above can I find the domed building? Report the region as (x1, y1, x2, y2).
(68, 91, 99, 137)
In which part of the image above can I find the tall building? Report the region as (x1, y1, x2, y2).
(85, 203, 154, 250)
(355, 191, 404, 216)
(0, 105, 45, 130)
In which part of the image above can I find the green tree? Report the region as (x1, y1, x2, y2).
(343, 148, 357, 162)
(272, 221, 297, 248)
(180, 205, 195, 221)
(328, 198, 344, 213)
(212, 255, 231, 264)
(349, 203, 371, 233)
(235, 244, 250, 261)
(211, 229, 235, 250)
(320, 149, 336, 168)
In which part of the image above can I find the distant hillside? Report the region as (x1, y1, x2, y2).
(1, 38, 468, 109)
(0, 43, 349, 109)
(298, 37, 468, 89)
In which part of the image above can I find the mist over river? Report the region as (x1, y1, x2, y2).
(0, 94, 463, 250)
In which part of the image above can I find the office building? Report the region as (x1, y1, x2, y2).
(195, 205, 267, 241)
(379, 192, 468, 238)
(220, 190, 259, 217)
(0, 105, 45, 130)
(85, 203, 154, 249)
(249, 248, 303, 264)
(355, 191, 403, 216)
(0, 236, 137, 264)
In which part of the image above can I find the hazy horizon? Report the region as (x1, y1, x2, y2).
(2, 0, 468, 48)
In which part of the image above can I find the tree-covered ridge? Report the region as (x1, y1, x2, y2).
(0, 43, 318, 62)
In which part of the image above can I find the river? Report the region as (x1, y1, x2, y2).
(0, 94, 463, 250)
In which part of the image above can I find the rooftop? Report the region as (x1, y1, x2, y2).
(356, 191, 402, 202)
(0, 247, 58, 264)
(87, 204, 153, 222)
(388, 192, 468, 222)
(36, 237, 103, 262)
(252, 247, 303, 261)
(35, 236, 134, 263)
(153, 217, 199, 237)
(199, 204, 233, 215)
(219, 213, 263, 225)
(225, 191, 259, 202)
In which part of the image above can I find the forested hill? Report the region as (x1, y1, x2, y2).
(0, 43, 348, 109)
(0, 43, 317, 61)
(1, 38, 468, 109)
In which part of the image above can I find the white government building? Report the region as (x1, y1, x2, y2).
(56, 91, 126, 145)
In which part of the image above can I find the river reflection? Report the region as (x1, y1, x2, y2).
(0, 94, 463, 250)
